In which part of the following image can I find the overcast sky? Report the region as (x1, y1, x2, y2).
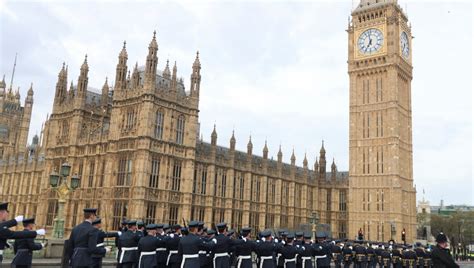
(0, 0, 472, 205)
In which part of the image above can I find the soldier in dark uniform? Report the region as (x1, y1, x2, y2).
(137, 221, 145, 238)
(117, 220, 141, 268)
(165, 224, 182, 268)
(202, 229, 216, 268)
(367, 242, 377, 268)
(92, 218, 120, 268)
(178, 221, 216, 268)
(116, 219, 129, 268)
(232, 227, 255, 268)
(213, 222, 232, 268)
(294, 232, 304, 268)
(353, 240, 367, 268)
(276, 231, 287, 268)
(155, 223, 167, 268)
(278, 233, 299, 268)
(343, 242, 354, 268)
(431, 232, 458, 268)
(0, 202, 41, 264)
(332, 240, 343, 268)
(391, 244, 403, 268)
(137, 224, 160, 268)
(314, 232, 332, 268)
(66, 208, 110, 268)
(381, 244, 392, 268)
(423, 246, 432, 268)
(414, 242, 426, 268)
(298, 233, 313, 268)
(403, 244, 418, 268)
(11, 218, 44, 268)
(375, 244, 384, 268)
(254, 230, 279, 268)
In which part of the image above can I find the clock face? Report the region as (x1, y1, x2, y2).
(400, 31, 410, 58)
(358, 28, 384, 54)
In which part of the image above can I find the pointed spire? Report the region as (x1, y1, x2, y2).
(230, 130, 236, 151)
(303, 153, 308, 168)
(211, 124, 217, 146)
(263, 140, 269, 159)
(115, 41, 128, 91)
(320, 140, 326, 154)
(149, 30, 158, 49)
(81, 54, 89, 72)
(131, 62, 140, 88)
(27, 82, 33, 96)
(314, 157, 319, 172)
(247, 136, 253, 155)
(120, 41, 128, 58)
(171, 61, 177, 91)
(163, 59, 171, 78)
(145, 31, 159, 89)
(193, 51, 200, 67)
(77, 54, 89, 100)
(0, 74, 6, 89)
(101, 77, 109, 107)
(15, 87, 20, 99)
(190, 51, 201, 97)
(331, 158, 337, 171)
(291, 148, 296, 165)
(277, 144, 283, 163)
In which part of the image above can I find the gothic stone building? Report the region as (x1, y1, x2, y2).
(1, 0, 417, 242)
(0, 33, 350, 238)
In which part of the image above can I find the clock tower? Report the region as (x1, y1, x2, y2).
(347, 0, 417, 242)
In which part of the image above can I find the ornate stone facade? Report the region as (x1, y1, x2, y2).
(347, 0, 417, 242)
(0, 33, 349, 237)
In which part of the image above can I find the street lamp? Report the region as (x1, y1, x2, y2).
(309, 211, 319, 240)
(50, 163, 81, 238)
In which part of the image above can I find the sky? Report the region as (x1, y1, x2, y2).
(0, 0, 472, 205)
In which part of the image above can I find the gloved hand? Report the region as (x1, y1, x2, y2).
(15, 215, 24, 223)
(36, 229, 46, 236)
(262, 237, 266, 242)
(170, 233, 175, 238)
(282, 241, 286, 245)
(117, 231, 122, 236)
(41, 242, 46, 248)
(274, 238, 279, 243)
(212, 238, 217, 244)
(105, 246, 112, 253)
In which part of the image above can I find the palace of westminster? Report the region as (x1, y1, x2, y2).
(0, 0, 417, 242)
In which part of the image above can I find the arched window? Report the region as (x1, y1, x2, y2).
(155, 110, 164, 139)
(175, 115, 185, 144)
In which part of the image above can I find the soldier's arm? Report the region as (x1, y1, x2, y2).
(104, 231, 120, 238)
(26, 238, 43, 251)
(88, 228, 106, 256)
(8, 230, 37, 239)
(0, 219, 18, 228)
(199, 237, 215, 251)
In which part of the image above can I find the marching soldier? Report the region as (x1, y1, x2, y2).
(381, 244, 392, 268)
(431, 232, 459, 268)
(423, 246, 432, 268)
(332, 240, 343, 268)
(137, 221, 145, 238)
(300, 233, 314, 268)
(0, 202, 42, 264)
(213, 222, 232, 268)
(155, 223, 167, 268)
(375, 244, 384, 268)
(117, 220, 141, 268)
(353, 240, 367, 268)
(11, 218, 44, 268)
(254, 230, 279, 268)
(232, 227, 255, 268)
(92, 218, 120, 268)
(116, 219, 129, 268)
(392, 244, 403, 268)
(366, 242, 377, 268)
(178, 221, 216, 268)
(279, 233, 299, 268)
(294, 231, 304, 267)
(314, 232, 332, 268)
(66, 208, 110, 268)
(402, 245, 418, 268)
(342, 242, 353, 268)
(414, 242, 425, 268)
(276, 231, 287, 268)
(137, 224, 161, 268)
(166, 224, 182, 268)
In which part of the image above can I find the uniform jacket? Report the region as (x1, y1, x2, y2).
(0, 219, 37, 250)
(66, 221, 106, 267)
(431, 246, 459, 268)
(11, 236, 42, 266)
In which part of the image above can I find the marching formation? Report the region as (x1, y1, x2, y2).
(0, 204, 459, 268)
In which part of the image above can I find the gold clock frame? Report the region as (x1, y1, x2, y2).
(354, 24, 387, 60)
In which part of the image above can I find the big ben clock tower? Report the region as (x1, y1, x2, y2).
(347, 0, 417, 242)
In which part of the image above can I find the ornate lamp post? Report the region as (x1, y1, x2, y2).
(309, 211, 319, 240)
(50, 162, 81, 238)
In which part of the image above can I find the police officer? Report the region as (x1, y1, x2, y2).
(431, 232, 459, 268)
(11, 218, 44, 268)
(166, 224, 182, 268)
(92, 218, 120, 268)
(232, 227, 255, 268)
(213, 222, 232, 268)
(66, 208, 110, 268)
(178, 221, 216, 268)
(117, 220, 141, 268)
(0, 202, 43, 264)
(137, 224, 161, 268)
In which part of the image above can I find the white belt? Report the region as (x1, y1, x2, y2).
(96, 243, 104, 247)
(213, 252, 230, 268)
(167, 250, 179, 266)
(180, 254, 199, 268)
(156, 247, 167, 252)
(284, 257, 297, 263)
(301, 256, 312, 268)
(138, 251, 156, 268)
(0, 249, 3, 255)
(315, 255, 327, 259)
(260, 256, 273, 268)
(198, 250, 207, 255)
(119, 247, 138, 264)
(277, 253, 282, 265)
(237, 255, 252, 268)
